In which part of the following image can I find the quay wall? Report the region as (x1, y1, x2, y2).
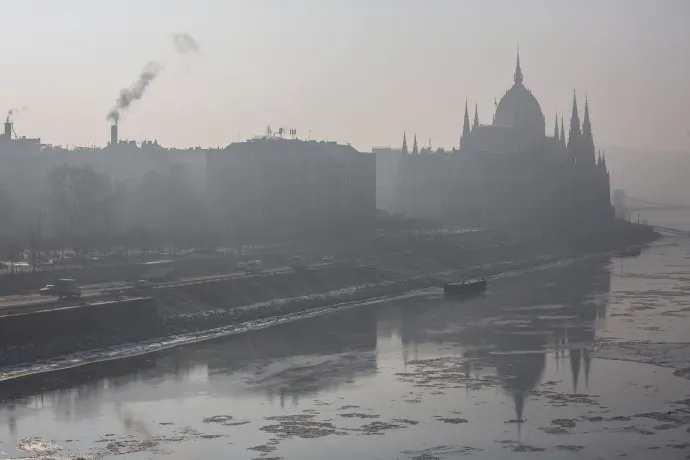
(0, 297, 159, 347)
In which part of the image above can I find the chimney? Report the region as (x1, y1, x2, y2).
(4, 121, 12, 138)
(110, 123, 118, 146)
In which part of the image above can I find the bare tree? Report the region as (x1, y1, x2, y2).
(43, 165, 114, 239)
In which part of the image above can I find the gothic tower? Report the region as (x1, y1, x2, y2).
(581, 97, 596, 165)
(568, 90, 581, 156)
(461, 99, 471, 150)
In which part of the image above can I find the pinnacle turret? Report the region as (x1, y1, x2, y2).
(412, 134, 419, 154)
(402, 132, 408, 155)
(582, 97, 593, 146)
(580, 96, 596, 164)
(461, 99, 471, 150)
(473, 103, 479, 131)
(568, 90, 581, 150)
(554, 113, 559, 140)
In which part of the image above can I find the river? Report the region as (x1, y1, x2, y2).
(1, 233, 690, 459)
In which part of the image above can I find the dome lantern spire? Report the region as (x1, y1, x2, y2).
(514, 45, 523, 85)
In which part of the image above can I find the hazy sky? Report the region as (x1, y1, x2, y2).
(2, 0, 689, 152)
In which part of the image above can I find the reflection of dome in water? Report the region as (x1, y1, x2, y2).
(494, 52, 545, 139)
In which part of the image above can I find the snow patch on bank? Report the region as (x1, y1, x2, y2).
(0, 288, 430, 383)
(173, 282, 384, 319)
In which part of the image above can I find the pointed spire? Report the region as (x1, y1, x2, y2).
(554, 113, 559, 140)
(582, 96, 593, 143)
(514, 44, 523, 85)
(461, 99, 471, 150)
(401, 132, 408, 155)
(560, 116, 566, 148)
(568, 90, 581, 149)
(463, 99, 471, 136)
(412, 134, 419, 154)
(580, 96, 596, 164)
(583, 96, 592, 133)
(473, 103, 479, 130)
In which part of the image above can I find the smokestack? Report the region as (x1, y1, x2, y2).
(4, 121, 11, 138)
(110, 123, 118, 146)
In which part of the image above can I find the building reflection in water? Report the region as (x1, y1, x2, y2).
(390, 256, 612, 424)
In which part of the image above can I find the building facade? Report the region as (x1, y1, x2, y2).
(373, 146, 403, 213)
(396, 52, 613, 233)
(206, 137, 376, 240)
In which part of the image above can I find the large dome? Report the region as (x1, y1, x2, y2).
(493, 54, 545, 139)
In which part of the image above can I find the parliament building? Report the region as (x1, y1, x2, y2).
(395, 52, 613, 233)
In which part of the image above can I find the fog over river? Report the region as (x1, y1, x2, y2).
(1, 224, 690, 459)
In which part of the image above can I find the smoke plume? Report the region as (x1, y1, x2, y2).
(106, 33, 200, 123)
(107, 61, 164, 124)
(6, 106, 26, 123)
(172, 33, 201, 55)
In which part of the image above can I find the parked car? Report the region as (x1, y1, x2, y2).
(39, 284, 56, 296)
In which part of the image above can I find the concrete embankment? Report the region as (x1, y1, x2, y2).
(0, 266, 429, 368)
(0, 223, 661, 371)
(0, 297, 158, 347)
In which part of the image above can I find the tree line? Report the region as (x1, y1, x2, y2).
(0, 164, 214, 263)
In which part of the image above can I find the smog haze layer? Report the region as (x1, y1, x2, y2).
(1, 0, 688, 152)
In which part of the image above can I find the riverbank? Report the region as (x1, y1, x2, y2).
(0, 221, 660, 374)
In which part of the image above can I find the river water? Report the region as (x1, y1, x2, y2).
(1, 235, 690, 459)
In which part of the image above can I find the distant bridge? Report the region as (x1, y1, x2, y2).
(650, 225, 690, 237)
(626, 196, 690, 212)
(614, 194, 690, 236)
